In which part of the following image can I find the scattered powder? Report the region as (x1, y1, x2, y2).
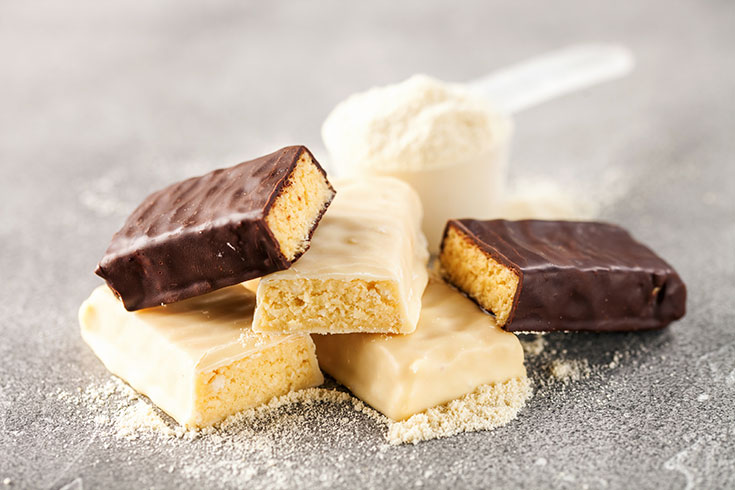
(213, 387, 388, 436)
(608, 351, 624, 369)
(56, 374, 532, 486)
(548, 359, 591, 384)
(519, 334, 634, 390)
(68, 379, 385, 487)
(520, 335, 547, 357)
(55, 334, 639, 486)
(81, 377, 138, 405)
(56, 340, 623, 485)
(115, 399, 176, 439)
(77, 377, 530, 445)
(387, 377, 532, 445)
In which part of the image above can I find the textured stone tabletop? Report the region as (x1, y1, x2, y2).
(1, 1, 733, 488)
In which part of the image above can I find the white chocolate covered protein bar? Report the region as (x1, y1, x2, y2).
(312, 278, 526, 421)
(253, 176, 429, 334)
(79, 284, 323, 428)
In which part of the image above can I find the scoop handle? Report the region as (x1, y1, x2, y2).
(469, 44, 634, 114)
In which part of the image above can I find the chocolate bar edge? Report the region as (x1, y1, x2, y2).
(95, 146, 335, 311)
(440, 219, 687, 333)
(440, 219, 524, 326)
(269, 146, 336, 265)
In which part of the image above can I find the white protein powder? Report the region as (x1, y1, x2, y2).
(322, 74, 511, 173)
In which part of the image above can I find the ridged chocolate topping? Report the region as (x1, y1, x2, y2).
(443, 219, 687, 332)
(95, 146, 334, 311)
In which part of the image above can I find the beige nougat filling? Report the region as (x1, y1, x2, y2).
(256, 278, 402, 334)
(313, 278, 526, 421)
(254, 176, 429, 335)
(266, 151, 335, 261)
(194, 336, 321, 426)
(439, 224, 520, 326)
(79, 284, 323, 428)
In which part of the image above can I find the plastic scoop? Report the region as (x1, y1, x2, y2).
(470, 44, 634, 114)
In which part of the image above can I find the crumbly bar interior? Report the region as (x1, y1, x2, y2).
(266, 151, 334, 261)
(193, 336, 322, 427)
(256, 278, 405, 334)
(439, 225, 520, 326)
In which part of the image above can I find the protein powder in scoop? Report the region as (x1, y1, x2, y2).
(322, 74, 512, 253)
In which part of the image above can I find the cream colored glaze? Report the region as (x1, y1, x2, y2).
(254, 176, 430, 333)
(79, 284, 318, 426)
(312, 277, 526, 421)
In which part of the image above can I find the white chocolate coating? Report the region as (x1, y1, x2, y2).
(312, 278, 526, 421)
(79, 284, 323, 427)
(253, 176, 429, 334)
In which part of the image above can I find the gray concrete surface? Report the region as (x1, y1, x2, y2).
(1, 1, 734, 488)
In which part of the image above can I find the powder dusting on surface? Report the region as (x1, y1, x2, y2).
(49, 328, 649, 488)
(519, 334, 613, 388)
(548, 359, 592, 384)
(76, 377, 531, 445)
(56, 374, 532, 486)
(521, 334, 547, 356)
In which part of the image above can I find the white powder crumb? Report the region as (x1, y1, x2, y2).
(608, 351, 625, 369)
(387, 377, 532, 445)
(520, 335, 547, 356)
(3, 478, 11, 486)
(697, 394, 710, 402)
(351, 397, 389, 424)
(115, 400, 175, 440)
(548, 359, 591, 384)
(535, 458, 547, 466)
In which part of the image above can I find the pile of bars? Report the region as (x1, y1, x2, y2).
(79, 146, 686, 428)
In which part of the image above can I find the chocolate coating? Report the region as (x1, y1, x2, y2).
(443, 219, 687, 332)
(95, 146, 334, 311)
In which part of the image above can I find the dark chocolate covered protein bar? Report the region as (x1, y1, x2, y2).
(96, 146, 335, 311)
(439, 219, 686, 332)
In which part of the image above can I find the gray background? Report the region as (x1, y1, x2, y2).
(1, 1, 734, 488)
